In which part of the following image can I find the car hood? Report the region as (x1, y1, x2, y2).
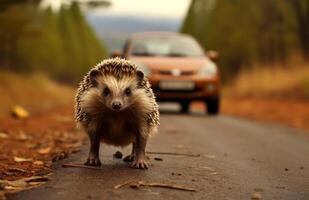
(128, 56, 210, 71)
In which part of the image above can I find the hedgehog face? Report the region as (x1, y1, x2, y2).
(95, 73, 143, 112)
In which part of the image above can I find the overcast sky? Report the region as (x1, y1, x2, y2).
(40, 0, 191, 19)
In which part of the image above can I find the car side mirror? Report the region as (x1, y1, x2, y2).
(111, 50, 122, 58)
(207, 50, 219, 62)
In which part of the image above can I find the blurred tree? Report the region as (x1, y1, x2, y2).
(0, 1, 107, 83)
(288, 0, 309, 59)
(181, 0, 306, 81)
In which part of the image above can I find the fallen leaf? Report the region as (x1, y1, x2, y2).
(11, 105, 29, 119)
(14, 156, 33, 163)
(33, 161, 44, 166)
(4, 176, 49, 190)
(0, 132, 8, 139)
(251, 192, 262, 200)
(5, 179, 28, 189)
(37, 147, 52, 154)
(16, 131, 31, 141)
(64, 142, 83, 149)
(23, 176, 49, 183)
(8, 168, 27, 174)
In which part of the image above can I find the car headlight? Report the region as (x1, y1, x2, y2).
(198, 62, 218, 77)
(135, 63, 151, 76)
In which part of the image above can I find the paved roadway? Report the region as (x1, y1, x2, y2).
(9, 107, 309, 200)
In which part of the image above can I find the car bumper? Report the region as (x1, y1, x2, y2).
(148, 75, 220, 101)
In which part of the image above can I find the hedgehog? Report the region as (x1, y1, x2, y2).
(74, 58, 159, 169)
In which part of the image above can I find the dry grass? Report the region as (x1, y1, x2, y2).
(224, 61, 309, 100)
(0, 70, 75, 117)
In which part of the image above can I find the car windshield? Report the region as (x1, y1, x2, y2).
(129, 35, 204, 57)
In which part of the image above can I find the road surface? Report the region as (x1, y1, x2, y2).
(9, 110, 309, 200)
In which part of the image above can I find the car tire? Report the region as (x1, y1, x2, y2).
(180, 101, 190, 113)
(206, 96, 220, 115)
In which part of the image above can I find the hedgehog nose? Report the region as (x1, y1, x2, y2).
(112, 101, 122, 111)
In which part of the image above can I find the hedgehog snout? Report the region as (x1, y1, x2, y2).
(112, 101, 122, 111)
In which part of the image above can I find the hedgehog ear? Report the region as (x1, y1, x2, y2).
(89, 69, 100, 87)
(136, 70, 144, 82)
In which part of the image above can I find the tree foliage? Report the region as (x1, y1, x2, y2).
(181, 0, 308, 81)
(0, 1, 107, 83)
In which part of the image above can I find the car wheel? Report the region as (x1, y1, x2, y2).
(180, 101, 190, 113)
(206, 96, 220, 115)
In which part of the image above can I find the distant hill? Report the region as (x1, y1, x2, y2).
(86, 14, 181, 53)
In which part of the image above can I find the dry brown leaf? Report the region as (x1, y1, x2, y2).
(14, 157, 33, 163)
(37, 147, 52, 154)
(5, 179, 28, 189)
(4, 176, 49, 190)
(251, 192, 262, 200)
(8, 168, 26, 174)
(16, 131, 30, 141)
(64, 142, 83, 149)
(33, 161, 44, 166)
(11, 105, 29, 119)
(23, 176, 49, 183)
(0, 132, 8, 139)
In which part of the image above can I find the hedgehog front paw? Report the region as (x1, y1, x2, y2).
(131, 157, 149, 169)
(84, 157, 102, 166)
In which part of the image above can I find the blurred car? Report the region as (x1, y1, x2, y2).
(112, 32, 220, 115)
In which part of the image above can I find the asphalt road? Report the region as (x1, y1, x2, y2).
(9, 109, 309, 200)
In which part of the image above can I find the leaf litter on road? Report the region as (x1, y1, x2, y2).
(3, 176, 49, 190)
(13, 157, 33, 163)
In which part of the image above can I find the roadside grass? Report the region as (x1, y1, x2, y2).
(0, 70, 75, 117)
(222, 60, 309, 130)
(224, 61, 309, 100)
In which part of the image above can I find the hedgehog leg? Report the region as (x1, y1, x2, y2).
(131, 134, 149, 169)
(123, 142, 135, 162)
(85, 131, 102, 166)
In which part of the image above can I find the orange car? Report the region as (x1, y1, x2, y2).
(113, 32, 220, 115)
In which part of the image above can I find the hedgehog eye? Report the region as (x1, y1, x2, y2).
(124, 88, 131, 96)
(103, 87, 110, 96)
